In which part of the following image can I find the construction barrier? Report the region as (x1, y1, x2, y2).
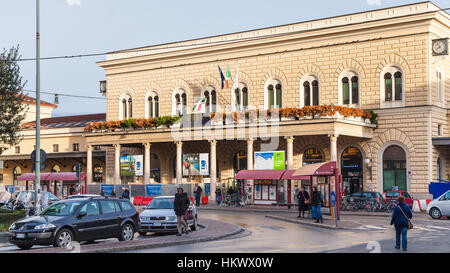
(412, 199, 432, 212)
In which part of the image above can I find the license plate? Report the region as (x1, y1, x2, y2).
(16, 233, 26, 239)
(152, 222, 162, 226)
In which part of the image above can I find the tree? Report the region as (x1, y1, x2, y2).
(0, 46, 26, 155)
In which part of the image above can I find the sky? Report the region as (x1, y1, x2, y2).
(0, 0, 448, 117)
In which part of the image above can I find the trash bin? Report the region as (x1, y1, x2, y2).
(202, 196, 208, 205)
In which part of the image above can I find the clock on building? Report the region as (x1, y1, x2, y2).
(432, 38, 448, 56)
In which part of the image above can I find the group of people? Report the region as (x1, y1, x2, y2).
(296, 186, 324, 223)
(98, 187, 131, 199)
(215, 186, 236, 205)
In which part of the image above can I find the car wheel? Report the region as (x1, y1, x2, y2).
(138, 231, 147, 236)
(54, 228, 74, 248)
(16, 244, 33, 250)
(191, 215, 198, 231)
(119, 223, 135, 241)
(430, 207, 442, 219)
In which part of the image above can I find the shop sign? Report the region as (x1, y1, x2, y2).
(120, 155, 144, 176)
(257, 180, 273, 184)
(145, 184, 162, 196)
(254, 151, 285, 170)
(183, 153, 209, 176)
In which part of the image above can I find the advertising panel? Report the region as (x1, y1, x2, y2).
(254, 151, 285, 170)
(120, 155, 144, 176)
(182, 153, 209, 176)
(145, 184, 162, 196)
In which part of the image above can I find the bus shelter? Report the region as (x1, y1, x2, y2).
(292, 161, 342, 219)
(17, 172, 87, 198)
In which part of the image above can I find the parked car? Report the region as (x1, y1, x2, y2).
(427, 190, 450, 219)
(139, 196, 197, 235)
(8, 196, 140, 250)
(345, 191, 385, 203)
(384, 190, 413, 208)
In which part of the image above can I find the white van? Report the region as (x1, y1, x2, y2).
(427, 190, 450, 219)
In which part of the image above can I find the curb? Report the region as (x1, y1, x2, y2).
(84, 222, 244, 253)
(265, 215, 344, 230)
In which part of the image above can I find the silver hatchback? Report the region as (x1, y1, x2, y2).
(138, 196, 198, 235)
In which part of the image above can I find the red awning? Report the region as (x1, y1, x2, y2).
(235, 170, 286, 180)
(292, 161, 337, 176)
(281, 170, 310, 180)
(17, 172, 86, 181)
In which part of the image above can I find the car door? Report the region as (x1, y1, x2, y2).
(440, 192, 450, 216)
(74, 200, 102, 241)
(99, 200, 120, 238)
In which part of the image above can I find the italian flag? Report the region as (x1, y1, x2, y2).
(192, 98, 207, 113)
(226, 65, 231, 89)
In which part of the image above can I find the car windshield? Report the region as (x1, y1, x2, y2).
(40, 201, 83, 216)
(386, 192, 400, 197)
(146, 198, 174, 209)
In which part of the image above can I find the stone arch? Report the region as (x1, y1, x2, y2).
(334, 59, 367, 79)
(119, 84, 135, 98)
(337, 136, 369, 163)
(169, 79, 193, 94)
(296, 63, 325, 83)
(232, 71, 253, 87)
(376, 53, 411, 75)
(262, 67, 288, 87)
(197, 75, 220, 91)
(374, 128, 415, 157)
(294, 136, 330, 166)
(144, 82, 162, 94)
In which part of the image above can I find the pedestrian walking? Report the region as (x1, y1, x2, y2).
(215, 187, 222, 205)
(69, 185, 76, 196)
(297, 186, 310, 218)
(311, 186, 323, 223)
(174, 187, 190, 236)
(390, 195, 413, 251)
(194, 185, 202, 207)
(122, 187, 130, 200)
(111, 188, 116, 197)
(100, 189, 105, 196)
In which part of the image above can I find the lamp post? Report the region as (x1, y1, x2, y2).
(35, 0, 41, 214)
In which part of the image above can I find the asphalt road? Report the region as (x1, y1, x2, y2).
(122, 210, 450, 253)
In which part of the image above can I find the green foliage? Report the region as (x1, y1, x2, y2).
(0, 46, 26, 155)
(121, 118, 136, 128)
(368, 110, 378, 123)
(0, 209, 26, 231)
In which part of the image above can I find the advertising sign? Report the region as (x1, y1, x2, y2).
(182, 153, 209, 176)
(254, 151, 285, 170)
(101, 185, 114, 196)
(120, 155, 144, 176)
(145, 184, 162, 196)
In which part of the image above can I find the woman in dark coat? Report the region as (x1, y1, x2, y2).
(390, 196, 413, 251)
(297, 186, 310, 218)
(174, 187, 190, 236)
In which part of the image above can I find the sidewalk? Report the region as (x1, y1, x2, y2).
(8, 219, 243, 253)
(266, 214, 363, 230)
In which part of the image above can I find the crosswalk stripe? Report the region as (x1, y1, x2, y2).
(427, 226, 450, 231)
(413, 226, 436, 231)
(363, 225, 389, 230)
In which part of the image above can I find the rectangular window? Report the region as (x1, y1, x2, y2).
(304, 87, 310, 106)
(438, 124, 442, 136)
(394, 77, 402, 101)
(385, 78, 392, 101)
(276, 87, 282, 108)
(243, 91, 248, 108)
(352, 81, 359, 104)
(15, 147, 20, 154)
(343, 82, 350, 104)
(73, 143, 80, 152)
(53, 144, 59, 153)
(312, 86, 319, 106)
(269, 89, 274, 108)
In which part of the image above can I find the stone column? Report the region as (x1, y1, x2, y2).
(176, 141, 183, 185)
(285, 136, 294, 170)
(114, 144, 121, 185)
(86, 145, 93, 185)
(209, 139, 217, 204)
(247, 138, 254, 170)
(143, 143, 151, 184)
(329, 134, 339, 162)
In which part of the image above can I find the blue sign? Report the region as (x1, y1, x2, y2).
(7, 186, 15, 193)
(204, 183, 210, 195)
(101, 185, 114, 196)
(331, 191, 336, 206)
(146, 185, 162, 196)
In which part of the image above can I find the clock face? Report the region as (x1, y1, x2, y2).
(433, 40, 447, 55)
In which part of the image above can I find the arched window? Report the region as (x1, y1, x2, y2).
(119, 94, 132, 120)
(265, 79, 282, 109)
(233, 83, 249, 111)
(381, 66, 403, 108)
(339, 71, 359, 106)
(341, 147, 363, 194)
(383, 145, 406, 191)
(300, 75, 320, 107)
(203, 86, 217, 113)
(146, 92, 159, 118)
(173, 89, 187, 116)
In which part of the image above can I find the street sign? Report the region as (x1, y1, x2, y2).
(31, 149, 47, 163)
(331, 191, 336, 206)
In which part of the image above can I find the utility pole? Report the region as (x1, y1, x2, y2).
(35, 0, 41, 214)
